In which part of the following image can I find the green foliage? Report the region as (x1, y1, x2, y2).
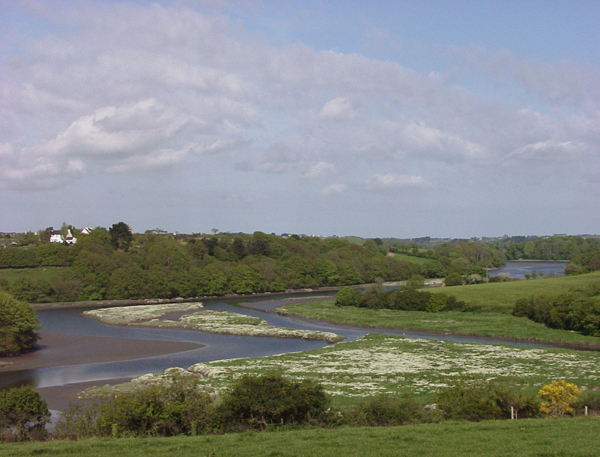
(109, 222, 133, 251)
(337, 284, 468, 313)
(0, 291, 40, 356)
(214, 373, 331, 431)
(504, 236, 600, 261)
(55, 376, 213, 438)
(348, 394, 428, 426)
(444, 272, 464, 286)
(0, 385, 50, 441)
(435, 378, 501, 421)
(335, 287, 361, 307)
(512, 286, 600, 337)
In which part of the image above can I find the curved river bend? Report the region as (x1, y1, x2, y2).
(0, 289, 553, 392)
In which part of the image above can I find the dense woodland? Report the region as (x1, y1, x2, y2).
(2, 226, 600, 304)
(0, 227, 420, 303)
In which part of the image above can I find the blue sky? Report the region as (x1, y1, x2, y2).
(1, 0, 599, 238)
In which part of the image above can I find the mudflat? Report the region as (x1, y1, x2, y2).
(0, 330, 202, 372)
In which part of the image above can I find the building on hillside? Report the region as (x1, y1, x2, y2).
(50, 229, 77, 244)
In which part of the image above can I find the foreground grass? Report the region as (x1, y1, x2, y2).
(3, 417, 600, 457)
(432, 271, 600, 312)
(279, 301, 600, 348)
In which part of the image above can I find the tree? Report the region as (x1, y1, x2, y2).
(335, 287, 361, 307)
(109, 222, 133, 251)
(444, 272, 463, 287)
(0, 385, 50, 440)
(0, 291, 40, 356)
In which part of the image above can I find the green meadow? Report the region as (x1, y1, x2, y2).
(429, 271, 600, 312)
(3, 418, 600, 457)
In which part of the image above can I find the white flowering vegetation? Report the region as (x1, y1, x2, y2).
(83, 334, 600, 404)
(83, 303, 343, 343)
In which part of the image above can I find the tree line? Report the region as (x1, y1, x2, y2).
(0, 227, 423, 303)
(512, 285, 600, 337)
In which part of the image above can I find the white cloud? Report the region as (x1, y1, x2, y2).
(318, 97, 358, 121)
(303, 162, 337, 178)
(365, 173, 430, 191)
(321, 183, 347, 195)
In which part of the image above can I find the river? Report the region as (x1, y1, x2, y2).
(0, 281, 555, 396)
(489, 260, 567, 279)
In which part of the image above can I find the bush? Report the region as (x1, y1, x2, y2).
(0, 291, 40, 356)
(443, 272, 464, 287)
(435, 377, 501, 421)
(0, 385, 50, 441)
(538, 380, 583, 417)
(348, 394, 426, 426)
(493, 387, 540, 419)
(55, 375, 214, 438)
(214, 373, 330, 431)
(335, 287, 361, 307)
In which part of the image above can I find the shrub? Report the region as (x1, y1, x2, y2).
(214, 373, 330, 431)
(0, 385, 50, 441)
(55, 375, 214, 438)
(493, 387, 540, 419)
(538, 380, 583, 417)
(348, 394, 426, 426)
(435, 377, 501, 421)
(335, 287, 361, 307)
(443, 272, 463, 287)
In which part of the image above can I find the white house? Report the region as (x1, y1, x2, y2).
(50, 229, 77, 244)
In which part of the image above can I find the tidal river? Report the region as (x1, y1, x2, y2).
(0, 287, 552, 398)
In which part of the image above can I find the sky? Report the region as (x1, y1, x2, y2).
(1, 0, 599, 238)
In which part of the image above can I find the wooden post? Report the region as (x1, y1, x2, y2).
(585, 406, 588, 416)
(511, 406, 515, 420)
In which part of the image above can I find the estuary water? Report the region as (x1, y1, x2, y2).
(0, 263, 564, 392)
(489, 260, 567, 279)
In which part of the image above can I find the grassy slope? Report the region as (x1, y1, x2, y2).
(433, 271, 600, 312)
(3, 418, 600, 457)
(390, 253, 432, 265)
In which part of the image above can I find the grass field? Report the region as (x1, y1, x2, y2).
(390, 253, 432, 265)
(278, 301, 600, 348)
(3, 417, 600, 457)
(430, 271, 600, 312)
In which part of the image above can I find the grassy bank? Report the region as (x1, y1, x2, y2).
(3, 417, 600, 457)
(279, 300, 600, 348)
